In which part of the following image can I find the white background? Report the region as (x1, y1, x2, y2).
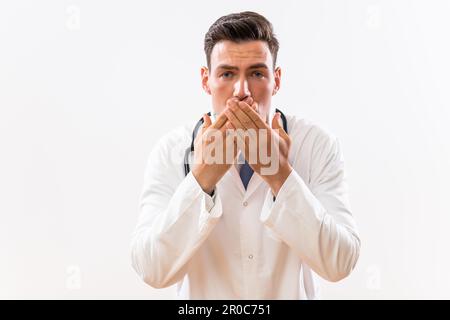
(1, 0, 449, 299)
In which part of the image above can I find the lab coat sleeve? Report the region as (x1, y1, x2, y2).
(131, 135, 223, 289)
(260, 133, 360, 282)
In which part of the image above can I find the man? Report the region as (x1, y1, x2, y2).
(131, 11, 360, 299)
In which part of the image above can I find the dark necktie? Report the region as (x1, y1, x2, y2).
(239, 161, 254, 190)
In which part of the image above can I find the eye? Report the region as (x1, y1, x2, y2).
(221, 71, 234, 79)
(252, 71, 264, 78)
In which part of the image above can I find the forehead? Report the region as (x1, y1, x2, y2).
(210, 40, 273, 69)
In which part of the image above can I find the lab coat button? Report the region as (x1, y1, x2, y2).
(248, 254, 253, 259)
(243, 201, 248, 207)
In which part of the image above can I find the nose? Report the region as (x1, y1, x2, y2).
(233, 77, 251, 101)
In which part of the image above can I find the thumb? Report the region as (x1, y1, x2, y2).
(202, 113, 212, 129)
(272, 112, 289, 141)
(271, 112, 282, 130)
(196, 114, 212, 140)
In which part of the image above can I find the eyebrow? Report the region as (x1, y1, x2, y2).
(216, 63, 269, 71)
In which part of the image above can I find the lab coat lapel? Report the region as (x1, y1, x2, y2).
(228, 165, 264, 200)
(229, 166, 245, 195)
(243, 171, 264, 200)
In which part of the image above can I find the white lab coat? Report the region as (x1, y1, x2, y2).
(131, 114, 360, 299)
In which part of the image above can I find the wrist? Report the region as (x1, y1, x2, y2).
(192, 167, 215, 195)
(267, 164, 292, 196)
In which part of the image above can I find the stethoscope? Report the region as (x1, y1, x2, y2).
(184, 108, 288, 176)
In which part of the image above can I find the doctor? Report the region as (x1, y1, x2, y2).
(131, 11, 360, 299)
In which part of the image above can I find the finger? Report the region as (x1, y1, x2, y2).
(195, 114, 211, 140)
(217, 120, 238, 164)
(271, 112, 281, 129)
(224, 99, 245, 130)
(224, 106, 246, 131)
(271, 112, 288, 138)
(242, 96, 253, 106)
(209, 111, 228, 130)
(227, 114, 256, 160)
(225, 120, 236, 129)
(236, 132, 255, 165)
(218, 120, 235, 137)
(224, 109, 249, 145)
(238, 102, 267, 129)
(222, 121, 236, 142)
(232, 102, 258, 130)
(202, 114, 212, 129)
(201, 113, 225, 146)
(226, 97, 240, 109)
(225, 121, 239, 164)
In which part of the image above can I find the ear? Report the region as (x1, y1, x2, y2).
(201, 66, 211, 95)
(272, 67, 281, 96)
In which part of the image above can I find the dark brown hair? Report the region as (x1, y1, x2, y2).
(204, 11, 279, 69)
